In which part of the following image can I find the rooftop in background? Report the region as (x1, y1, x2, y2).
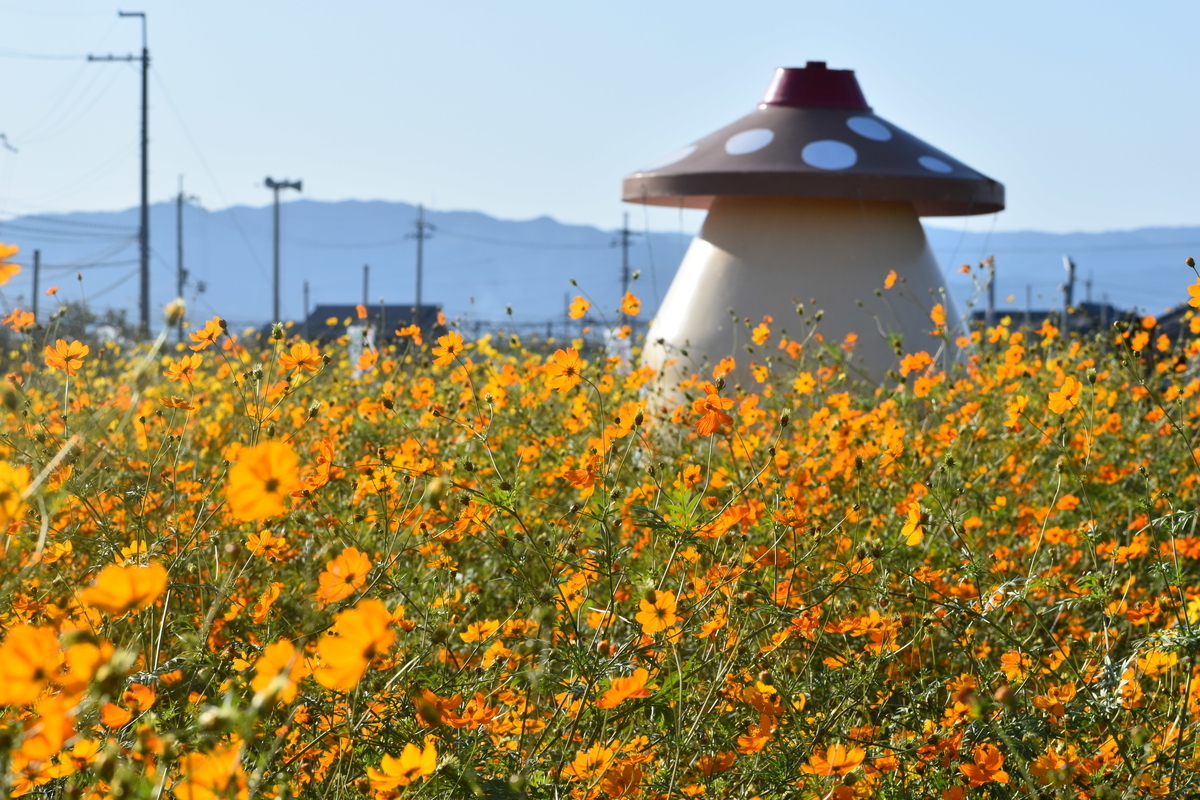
(302, 304, 441, 343)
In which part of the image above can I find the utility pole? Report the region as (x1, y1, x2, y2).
(31, 250, 40, 323)
(405, 205, 435, 328)
(175, 176, 198, 344)
(362, 264, 369, 306)
(985, 258, 996, 328)
(1025, 284, 1032, 330)
(89, 11, 149, 335)
(613, 212, 641, 320)
(1062, 255, 1076, 338)
(264, 177, 302, 323)
(1085, 270, 1093, 304)
(302, 280, 310, 339)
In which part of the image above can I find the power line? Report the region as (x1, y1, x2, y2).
(150, 66, 271, 289)
(0, 48, 86, 61)
(437, 228, 609, 250)
(2, 214, 135, 232)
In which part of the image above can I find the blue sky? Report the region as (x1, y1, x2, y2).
(1, 1, 1198, 235)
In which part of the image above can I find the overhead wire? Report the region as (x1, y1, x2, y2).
(436, 229, 609, 250)
(150, 66, 272, 289)
(20, 143, 138, 205)
(21, 64, 129, 146)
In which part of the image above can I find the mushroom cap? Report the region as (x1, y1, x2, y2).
(623, 62, 1004, 216)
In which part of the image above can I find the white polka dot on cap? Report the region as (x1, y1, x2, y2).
(918, 156, 953, 174)
(724, 128, 775, 155)
(802, 140, 857, 170)
(846, 116, 891, 142)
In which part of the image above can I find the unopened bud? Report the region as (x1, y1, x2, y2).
(1188, 257, 1196, 269)
(164, 298, 186, 324)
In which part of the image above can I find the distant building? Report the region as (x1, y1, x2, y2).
(302, 304, 442, 342)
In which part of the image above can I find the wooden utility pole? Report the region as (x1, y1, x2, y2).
(985, 258, 996, 328)
(89, 11, 149, 335)
(406, 205, 434, 328)
(175, 177, 199, 343)
(1062, 255, 1076, 338)
(31, 250, 40, 323)
(264, 177, 302, 322)
(613, 212, 640, 321)
(303, 280, 310, 339)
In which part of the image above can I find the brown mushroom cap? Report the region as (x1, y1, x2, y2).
(623, 62, 1004, 216)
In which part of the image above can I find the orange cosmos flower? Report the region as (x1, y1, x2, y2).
(959, 743, 1009, 786)
(316, 546, 372, 606)
(1048, 375, 1082, 414)
(356, 303, 368, 319)
(164, 353, 201, 382)
(460, 619, 501, 643)
(1188, 279, 1200, 308)
(884, 269, 897, 289)
(563, 454, 602, 497)
(21, 694, 75, 762)
(81, 563, 168, 616)
(432, 330, 464, 366)
(929, 303, 947, 332)
(692, 383, 734, 436)
(251, 640, 309, 705)
(279, 341, 322, 373)
(569, 295, 590, 319)
(368, 741, 438, 791)
(620, 292, 641, 316)
(0, 462, 29, 528)
(751, 315, 772, 345)
(899, 351, 933, 376)
(3, 308, 33, 332)
(596, 668, 652, 709)
(0, 624, 61, 705)
(44, 339, 89, 376)
(999, 651, 1033, 682)
(189, 316, 224, 351)
(314, 598, 395, 691)
(563, 743, 617, 781)
(174, 743, 248, 800)
(0, 243, 20, 285)
(802, 743, 866, 776)
(544, 348, 584, 392)
(901, 504, 925, 546)
(161, 396, 196, 411)
(122, 682, 156, 712)
(636, 590, 679, 635)
(395, 323, 423, 346)
(356, 348, 378, 372)
(225, 441, 300, 521)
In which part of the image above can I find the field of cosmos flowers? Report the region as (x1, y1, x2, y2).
(2, 239, 1200, 800)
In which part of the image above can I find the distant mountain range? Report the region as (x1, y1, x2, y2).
(0, 199, 1194, 331)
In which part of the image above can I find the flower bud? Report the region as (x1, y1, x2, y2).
(163, 297, 186, 324)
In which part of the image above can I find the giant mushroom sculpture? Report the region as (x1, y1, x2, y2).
(625, 62, 1004, 383)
